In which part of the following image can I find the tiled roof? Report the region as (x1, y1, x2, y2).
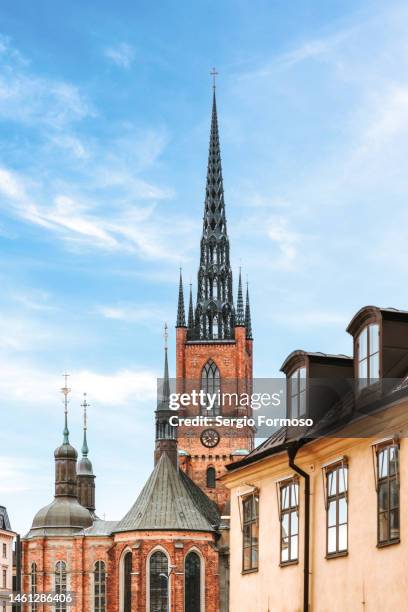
(114, 453, 220, 533)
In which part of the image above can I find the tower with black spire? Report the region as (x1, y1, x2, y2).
(175, 76, 254, 512)
(77, 393, 96, 517)
(155, 323, 178, 467)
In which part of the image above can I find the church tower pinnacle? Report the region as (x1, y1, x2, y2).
(77, 393, 96, 516)
(54, 374, 78, 498)
(155, 323, 178, 467)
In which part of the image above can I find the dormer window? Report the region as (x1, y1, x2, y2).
(357, 323, 380, 388)
(289, 366, 306, 418)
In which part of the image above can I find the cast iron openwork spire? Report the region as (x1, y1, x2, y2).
(176, 269, 186, 327)
(245, 282, 253, 340)
(192, 80, 235, 341)
(187, 283, 194, 335)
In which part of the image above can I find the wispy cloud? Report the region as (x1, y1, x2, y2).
(97, 303, 167, 323)
(104, 43, 135, 69)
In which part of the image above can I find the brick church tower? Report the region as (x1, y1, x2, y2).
(176, 88, 254, 513)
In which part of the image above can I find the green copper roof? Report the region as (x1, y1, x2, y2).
(114, 453, 220, 533)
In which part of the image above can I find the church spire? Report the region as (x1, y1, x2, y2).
(176, 269, 186, 327)
(77, 393, 96, 516)
(194, 79, 235, 340)
(187, 283, 194, 337)
(245, 282, 253, 340)
(54, 374, 78, 498)
(236, 268, 245, 326)
(155, 324, 177, 467)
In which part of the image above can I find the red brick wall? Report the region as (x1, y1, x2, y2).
(176, 325, 254, 511)
(23, 530, 219, 612)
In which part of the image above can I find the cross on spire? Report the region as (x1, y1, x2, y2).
(61, 372, 71, 443)
(210, 67, 218, 90)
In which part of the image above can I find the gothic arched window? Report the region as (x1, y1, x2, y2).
(184, 551, 201, 612)
(55, 561, 67, 612)
(201, 359, 220, 416)
(123, 552, 132, 612)
(149, 550, 169, 612)
(206, 467, 216, 489)
(30, 563, 37, 612)
(94, 561, 106, 612)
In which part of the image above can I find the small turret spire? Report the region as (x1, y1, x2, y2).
(188, 283, 194, 330)
(245, 282, 253, 340)
(81, 393, 90, 457)
(176, 269, 186, 327)
(61, 372, 71, 444)
(236, 268, 245, 326)
(158, 323, 170, 411)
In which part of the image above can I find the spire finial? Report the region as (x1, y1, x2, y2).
(176, 269, 186, 327)
(210, 67, 219, 91)
(61, 372, 71, 444)
(236, 268, 245, 326)
(245, 280, 253, 340)
(188, 283, 194, 331)
(164, 322, 168, 350)
(81, 393, 90, 457)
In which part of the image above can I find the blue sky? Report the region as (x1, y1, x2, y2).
(1, 0, 408, 534)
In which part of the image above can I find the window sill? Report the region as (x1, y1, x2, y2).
(279, 559, 298, 568)
(325, 551, 348, 560)
(241, 568, 258, 575)
(377, 539, 400, 549)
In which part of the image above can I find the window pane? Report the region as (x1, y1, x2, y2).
(243, 547, 251, 570)
(358, 358, 368, 380)
(328, 501, 337, 527)
(290, 394, 298, 418)
(328, 527, 336, 554)
(378, 450, 388, 478)
(338, 524, 347, 551)
(282, 513, 289, 538)
(299, 391, 306, 417)
(328, 471, 337, 497)
(390, 509, 400, 540)
(290, 510, 298, 535)
(299, 368, 306, 392)
(281, 540, 289, 562)
(390, 478, 399, 509)
(243, 524, 251, 547)
(369, 352, 379, 380)
(338, 497, 347, 524)
(290, 535, 298, 560)
(378, 512, 388, 542)
(281, 486, 289, 510)
(369, 324, 379, 354)
(338, 467, 347, 494)
(389, 446, 398, 476)
(378, 482, 388, 512)
(359, 327, 367, 360)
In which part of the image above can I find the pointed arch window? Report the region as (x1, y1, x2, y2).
(149, 550, 169, 612)
(30, 563, 38, 612)
(201, 359, 220, 415)
(94, 561, 106, 612)
(123, 552, 132, 612)
(55, 561, 67, 612)
(206, 467, 216, 489)
(185, 551, 201, 612)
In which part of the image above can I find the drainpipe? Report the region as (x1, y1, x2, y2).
(287, 444, 310, 612)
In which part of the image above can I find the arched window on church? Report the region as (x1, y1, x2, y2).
(201, 360, 220, 416)
(94, 561, 106, 612)
(206, 467, 216, 489)
(184, 551, 201, 612)
(123, 552, 132, 612)
(55, 561, 67, 612)
(30, 563, 37, 612)
(149, 550, 169, 612)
